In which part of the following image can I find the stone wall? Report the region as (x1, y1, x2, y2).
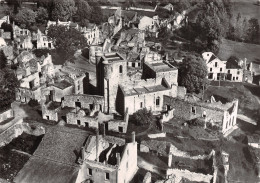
(16, 86, 42, 103)
(0, 108, 13, 123)
(163, 96, 224, 128)
(42, 104, 60, 122)
(161, 108, 174, 123)
(62, 94, 104, 112)
(66, 111, 99, 129)
(143, 172, 152, 183)
(166, 169, 212, 183)
(124, 89, 172, 114)
(107, 109, 129, 133)
(0, 121, 45, 147)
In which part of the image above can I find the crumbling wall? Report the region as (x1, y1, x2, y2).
(0, 121, 45, 147)
(66, 111, 99, 129)
(62, 94, 104, 111)
(16, 87, 42, 103)
(177, 86, 186, 99)
(161, 108, 174, 123)
(166, 169, 213, 183)
(163, 96, 224, 127)
(0, 108, 13, 123)
(42, 105, 60, 121)
(143, 172, 152, 183)
(107, 109, 129, 133)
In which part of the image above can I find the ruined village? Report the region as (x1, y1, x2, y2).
(0, 0, 260, 183)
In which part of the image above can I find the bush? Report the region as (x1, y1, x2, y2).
(189, 118, 205, 127)
(28, 99, 39, 107)
(81, 47, 89, 59)
(132, 108, 154, 126)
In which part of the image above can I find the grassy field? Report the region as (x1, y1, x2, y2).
(205, 81, 260, 121)
(218, 39, 260, 62)
(231, 0, 260, 21)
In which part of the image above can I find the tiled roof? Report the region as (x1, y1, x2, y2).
(33, 128, 89, 166)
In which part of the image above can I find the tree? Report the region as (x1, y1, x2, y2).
(0, 50, 7, 69)
(88, 1, 104, 24)
(132, 108, 154, 126)
(14, 8, 37, 27)
(51, 0, 76, 21)
(178, 54, 208, 93)
(75, 0, 91, 24)
(36, 7, 48, 24)
(37, 0, 54, 19)
(0, 22, 13, 39)
(47, 25, 88, 60)
(0, 68, 19, 112)
(247, 18, 259, 44)
(5, 0, 22, 13)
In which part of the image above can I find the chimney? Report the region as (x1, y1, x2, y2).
(81, 146, 85, 161)
(131, 131, 135, 143)
(96, 130, 99, 162)
(116, 153, 121, 166)
(168, 154, 172, 167)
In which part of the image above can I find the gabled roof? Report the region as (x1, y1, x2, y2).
(226, 57, 242, 69)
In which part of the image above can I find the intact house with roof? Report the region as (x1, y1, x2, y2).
(76, 132, 137, 183)
(163, 95, 239, 134)
(202, 52, 244, 82)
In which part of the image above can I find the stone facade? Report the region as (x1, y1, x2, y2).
(202, 52, 244, 82)
(66, 109, 99, 129)
(76, 134, 137, 183)
(163, 96, 238, 134)
(107, 108, 129, 133)
(0, 108, 14, 123)
(62, 94, 105, 111)
(36, 29, 54, 49)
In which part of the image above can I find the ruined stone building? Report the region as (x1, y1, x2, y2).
(15, 52, 54, 103)
(15, 51, 85, 104)
(163, 95, 239, 134)
(76, 133, 137, 183)
(36, 29, 54, 49)
(95, 52, 185, 115)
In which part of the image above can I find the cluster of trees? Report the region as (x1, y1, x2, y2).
(0, 51, 19, 112)
(175, 0, 232, 54)
(227, 14, 259, 44)
(6, 0, 104, 29)
(132, 108, 154, 126)
(178, 54, 208, 93)
(47, 25, 88, 60)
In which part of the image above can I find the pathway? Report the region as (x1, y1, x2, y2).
(0, 102, 28, 133)
(237, 114, 257, 125)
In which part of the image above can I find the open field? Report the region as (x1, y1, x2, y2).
(206, 81, 260, 121)
(231, 0, 260, 21)
(218, 39, 260, 62)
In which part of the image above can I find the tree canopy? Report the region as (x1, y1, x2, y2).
(51, 0, 76, 21)
(36, 7, 49, 24)
(0, 50, 7, 70)
(75, 0, 92, 25)
(178, 54, 208, 93)
(14, 8, 37, 27)
(47, 25, 88, 60)
(0, 68, 19, 111)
